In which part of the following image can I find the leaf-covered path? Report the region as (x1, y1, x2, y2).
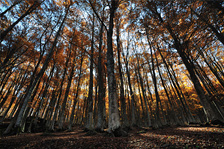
(0, 126, 223, 148)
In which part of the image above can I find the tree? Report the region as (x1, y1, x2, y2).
(85, 13, 95, 131)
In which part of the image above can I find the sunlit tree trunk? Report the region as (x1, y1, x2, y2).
(155, 53, 180, 126)
(0, 70, 14, 97)
(167, 58, 195, 123)
(0, 80, 15, 109)
(160, 15, 222, 122)
(157, 47, 189, 124)
(0, 67, 28, 124)
(124, 57, 136, 127)
(198, 49, 224, 88)
(136, 54, 151, 126)
(58, 57, 76, 129)
(123, 30, 136, 127)
(68, 52, 83, 130)
(144, 37, 162, 128)
(135, 71, 145, 124)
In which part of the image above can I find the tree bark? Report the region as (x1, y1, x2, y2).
(107, 0, 121, 132)
(86, 14, 95, 130)
(96, 18, 105, 131)
(116, 20, 129, 128)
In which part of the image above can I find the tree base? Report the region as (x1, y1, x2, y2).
(84, 130, 97, 136)
(211, 119, 224, 126)
(122, 125, 131, 132)
(107, 127, 128, 137)
(12, 126, 22, 135)
(95, 127, 104, 133)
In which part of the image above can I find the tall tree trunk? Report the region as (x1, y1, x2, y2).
(107, 0, 121, 133)
(136, 54, 151, 126)
(58, 57, 76, 129)
(0, 68, 28, 123)
(123, 30, 136, 127)
(116, 19, 129, 128)
(144, 37, 162, 128)
(96, 18, 105, 131)
(157, 47, 188, 124)
(155, 53, 180, 125)
(14, 6, 69, 132)
(86, 14, 95, 130)
(68, 52, 84, 130)
(155, 9, 223, 122)
(198, 49, 224, 88)
(124, 58, 136, 127)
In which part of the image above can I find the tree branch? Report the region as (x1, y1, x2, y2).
(88, 0, 108, 32)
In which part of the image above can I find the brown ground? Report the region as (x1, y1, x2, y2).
(0, 126, 223, 149)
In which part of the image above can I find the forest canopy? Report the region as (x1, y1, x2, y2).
(0, 0, 224, 135)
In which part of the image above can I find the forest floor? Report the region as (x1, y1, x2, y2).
(0, 125, 224, 149)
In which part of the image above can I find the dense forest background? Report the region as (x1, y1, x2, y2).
(0, 0, 224, 135)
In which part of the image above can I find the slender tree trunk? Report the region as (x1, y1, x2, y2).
(68, 53, 83, 130)
(14, 7, 69, 132)
(124, 58, 136, 126)
(58, 57, 76, 129)
(136, 71, 145, 124)
(136, 54, 151, 126)
(144, 38, 162, 128)
(0, 80, 15, 109)
(96, 19, 105, 131)
(161, 16, 221, 121)
(116, 20, 129, 128)
(0, 72, 26, 124)
(155, 55, 180, 125)
(86, 14, 95, 130)
(198, 49, 224, 88)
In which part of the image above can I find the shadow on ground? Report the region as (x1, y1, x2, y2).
(0, 126, 223, 148)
